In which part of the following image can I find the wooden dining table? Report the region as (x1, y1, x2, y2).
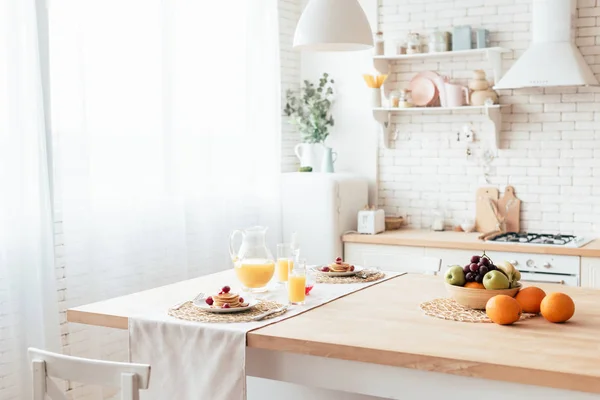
(67, 272, 600, 400)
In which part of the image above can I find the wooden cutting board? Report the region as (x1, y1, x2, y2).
(497, 186, 521, 233)
(475, 187, 499, 233)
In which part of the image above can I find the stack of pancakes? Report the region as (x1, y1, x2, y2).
(212, 292, 247, 308)
(328, 261, 352, 272)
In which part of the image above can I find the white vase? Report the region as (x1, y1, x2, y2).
(294, 143, 322, 172)
(370, 87, 382, 108)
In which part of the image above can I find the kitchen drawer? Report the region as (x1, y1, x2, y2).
(344, 243, 425, 266)
(423, 248, 475, 270)
(346, 246, 472, 271)
(484, 250, 579, 275)
(344, 243, 441, 274)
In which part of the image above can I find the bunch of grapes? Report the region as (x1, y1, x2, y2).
(463, 254, 496, 283)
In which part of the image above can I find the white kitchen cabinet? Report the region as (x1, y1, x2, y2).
(345, 243, 425, 258)
(345, 242, 585, 287)
(345, 243, 469, 274)
(346, 243, 478, 273)
(345, 243, 425, 265)
(423, 247, 474, 269)
(580, 257, 600, 289)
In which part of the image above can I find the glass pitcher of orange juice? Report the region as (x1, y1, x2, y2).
(229, 226, 275, 293)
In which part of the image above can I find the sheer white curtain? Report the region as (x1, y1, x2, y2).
(49, 0, 281, 375)
(0, 0, 61, 398)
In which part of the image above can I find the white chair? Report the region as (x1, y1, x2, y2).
(361, 252, 442, 275)
(28, 348, 151, 400)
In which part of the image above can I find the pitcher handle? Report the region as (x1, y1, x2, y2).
(463, 87, 470, 106)
(332, 151, 338, 163)
(229, 230, 244, 262)
(294, 144, 303, 161)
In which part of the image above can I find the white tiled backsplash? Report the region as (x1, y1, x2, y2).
(378, 0, 600, 235)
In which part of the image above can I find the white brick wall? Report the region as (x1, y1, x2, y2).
(378, 0, 600, 235)
(280, 0, 302, 172)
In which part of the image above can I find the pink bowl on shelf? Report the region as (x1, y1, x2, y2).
(409, 76, 437, 107)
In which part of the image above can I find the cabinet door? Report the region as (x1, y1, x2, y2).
(423, 247, 475, 272)
(580, 257, 600, 289)
(344, 243, 441, 274)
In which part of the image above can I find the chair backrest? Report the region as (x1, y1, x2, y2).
(362, 252, 442, 275)
(28, 348, 151, 400)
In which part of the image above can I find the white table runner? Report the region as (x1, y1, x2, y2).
(129, 270, 402, 400)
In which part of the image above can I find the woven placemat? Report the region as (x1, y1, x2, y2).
(316, 271, 385, 284)
(419, 298, 536, 323)
(168, 300, 286, 323)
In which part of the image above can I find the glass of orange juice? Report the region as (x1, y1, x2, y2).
(287, 259, 306, 305)
(276, 243, 294, 284)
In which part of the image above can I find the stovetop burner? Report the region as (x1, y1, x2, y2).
(489, 232, 577, 246)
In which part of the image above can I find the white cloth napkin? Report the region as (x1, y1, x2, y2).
(129, 270, 401, 400)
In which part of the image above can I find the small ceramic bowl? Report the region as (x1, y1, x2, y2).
(445, 282, 521, 310)
(460, 221, 476, 232)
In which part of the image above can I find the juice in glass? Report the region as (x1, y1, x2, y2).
(276, 258, 293, 282)
(288, 275, 306, 304)
(276, 243, 295, 283)
(235, 259, 275, 292)
(288, 259, 306, 305)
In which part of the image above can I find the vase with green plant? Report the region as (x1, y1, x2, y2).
(284, 73, 335, 172)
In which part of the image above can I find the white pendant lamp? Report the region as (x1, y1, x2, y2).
(293, 0, 373, 52)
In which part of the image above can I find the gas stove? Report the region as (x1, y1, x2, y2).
(486, 232, 593, 248)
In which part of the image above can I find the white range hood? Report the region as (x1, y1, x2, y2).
(494, 0, 599, 89)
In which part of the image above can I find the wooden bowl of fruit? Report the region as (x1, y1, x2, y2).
(444, 253, 522, 310)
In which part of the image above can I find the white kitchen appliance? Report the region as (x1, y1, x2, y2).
(486, 232, 593, 248)
(485, 250, 580, 287)
(484, 232, 595, 287)
(281, 173, 368, 265)
(357, 208, 385, 235)
(495, 0, 599, 89)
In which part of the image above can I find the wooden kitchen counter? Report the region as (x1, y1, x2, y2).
(343, 229, 600, 257)
(68, 271, 600, 395)
(249, 274, 600, 395)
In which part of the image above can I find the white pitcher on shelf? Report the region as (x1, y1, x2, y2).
(443, 82, 470, 108)
(294, 143, 323, 172)
(433, 75, 449, 107)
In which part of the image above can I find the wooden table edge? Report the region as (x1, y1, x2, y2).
(246, 335, 600, 395)
(67, 309, 129, 330)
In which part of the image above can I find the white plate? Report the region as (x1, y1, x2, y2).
(192, 297, 259, 314)
(312, 265, 364, 277)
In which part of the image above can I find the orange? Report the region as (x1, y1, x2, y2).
(515, 287, 546, 314)
(540, 292, 575, 323)
(464, 282, 485, 289)
(486, 295, 522, 325)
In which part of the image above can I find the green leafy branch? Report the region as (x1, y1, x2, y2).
(284, 73, 335, 144)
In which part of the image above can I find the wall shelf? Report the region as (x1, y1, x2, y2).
(374, 47, 510, 87)
(372, 47, 511, 151)
(373, 105, 507, 151)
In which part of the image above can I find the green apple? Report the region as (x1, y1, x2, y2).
(483, 270, 510, 290)
(445, 265, 466, 286)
